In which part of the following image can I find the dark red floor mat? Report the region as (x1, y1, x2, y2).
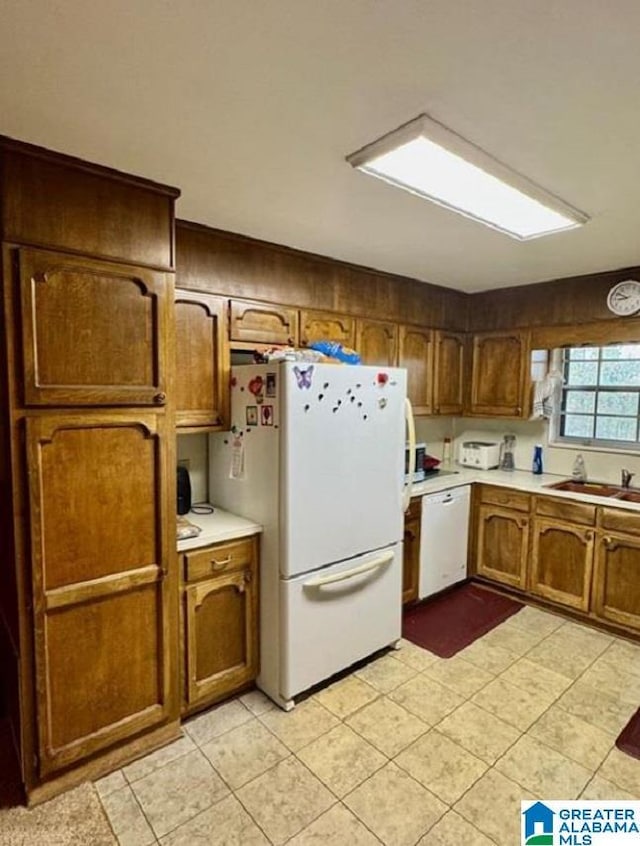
(402, 582, 524, 658)
(616, 707, 640, 759)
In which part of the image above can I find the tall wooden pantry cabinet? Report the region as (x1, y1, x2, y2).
(0, 138, 181, 802)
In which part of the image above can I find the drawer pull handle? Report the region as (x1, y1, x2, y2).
(153, 392, 167, 405)
(211, 556, 232, 570)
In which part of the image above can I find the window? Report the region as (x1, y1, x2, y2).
(556, 344, 640, 448)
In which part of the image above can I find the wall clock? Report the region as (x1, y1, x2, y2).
(607, 280, 640, 316)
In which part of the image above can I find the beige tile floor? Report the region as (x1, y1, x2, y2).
(96, 605, 640, 846)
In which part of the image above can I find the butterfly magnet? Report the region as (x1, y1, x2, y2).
(293, 365, 314, 390)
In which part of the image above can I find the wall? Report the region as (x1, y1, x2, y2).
(470, 266, 640, 331)
(452, 417, 640, 485)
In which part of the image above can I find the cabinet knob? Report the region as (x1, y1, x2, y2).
(153, 392, 167, 405)
(518, 519, 529, 529)
(603, 535, 615, 549)
(211, 556, 232, 571)
(516, 406, 522, 415)
(585, 530, 595, 542)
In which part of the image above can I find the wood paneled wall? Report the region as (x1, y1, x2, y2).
(176, 220, 640, 339)
(469, 266, 640, 332)
(0, 137, 179, 271)
(176, 220, 468, 331)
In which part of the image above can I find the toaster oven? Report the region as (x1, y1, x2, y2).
(459, 441, 500, 470)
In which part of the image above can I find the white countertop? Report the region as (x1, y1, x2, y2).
(410, 465, 640, 511)
(177, 468, 640, 552)
(177, 507, 262, 552)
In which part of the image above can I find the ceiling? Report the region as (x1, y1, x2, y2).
(2, 1, 640, 292)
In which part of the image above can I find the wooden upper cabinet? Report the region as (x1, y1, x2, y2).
(433, 331, 465, 415)
(593, 533, 640, 630)
(299, 309, 355, 348)
(25, 413, 177, 776)
(175, 291, 229, 430)
(530, 517, 594, 611)
(398, 326, 433, 415)
(356, 319, 398, 366)
(16, 247, 171, 408)
(229, 299, 298, 346)
(1, 141, 178, 269)
(469, 331, 529, 417)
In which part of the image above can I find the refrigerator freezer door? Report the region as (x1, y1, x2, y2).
(279, 543, 402, 701)
(280, 363, 406, 578)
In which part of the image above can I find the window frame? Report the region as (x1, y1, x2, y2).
(550, 344, 640, 453)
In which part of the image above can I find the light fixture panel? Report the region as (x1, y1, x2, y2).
(346, 114, 588, 240)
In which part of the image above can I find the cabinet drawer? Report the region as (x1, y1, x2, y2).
(184, 538, 255, 583)
(479, 485, 530, 513)
(600, 507, 640, 536)
(535, 496, 596, 526)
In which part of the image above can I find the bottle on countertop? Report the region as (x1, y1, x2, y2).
(443, 436, 452, 465)
(532, 444, 543, 475)
(572, 453, 587, 482)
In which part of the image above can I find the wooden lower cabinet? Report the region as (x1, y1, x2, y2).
(182, 536, 259, 712)
(402, 498, 421, 604)
(529, 518, 594, 611)
(475, 505, 529, 589)
(26, 412, 177, 777)
(593, 533, 640, 630)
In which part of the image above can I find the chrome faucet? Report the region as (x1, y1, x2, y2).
(621, 469, 635, 488)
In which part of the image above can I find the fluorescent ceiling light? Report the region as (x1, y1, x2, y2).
(346, 114, 589, 240)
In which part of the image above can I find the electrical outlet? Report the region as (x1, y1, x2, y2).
(177, 458, 190, 471)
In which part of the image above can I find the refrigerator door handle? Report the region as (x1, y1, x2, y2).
(303, 550, 394, 588)
(402, 397, 416, 513)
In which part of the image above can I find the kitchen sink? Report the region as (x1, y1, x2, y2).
(615, 490, 640, 503)
(545, 479, 640, 501)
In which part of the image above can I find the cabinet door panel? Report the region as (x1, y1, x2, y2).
(45, 587, 163, 758)
(470, 332, 527, 417)
(593, 535, 640, 630)
(402, 514, 420, 605)
(530, 519, 594, 611)
(433, 331, 464, 415)
(27, 414, 176, 776)
(299, 309, 355, 347)
(356, 319, 397, 366)
(230, 299, 297, 345)
(398, 326, 433, 415)
(185, 565, 258, 707)
(175, 291, 229, 430)
(18, 247, 169, 407)
(476, 506, 528, 588)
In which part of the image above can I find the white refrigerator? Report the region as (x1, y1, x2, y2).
(209, 361, 411, 710)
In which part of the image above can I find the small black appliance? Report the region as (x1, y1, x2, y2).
(177, 465, 192, 515)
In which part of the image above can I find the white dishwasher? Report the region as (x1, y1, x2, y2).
(419, 485, 471, 599)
